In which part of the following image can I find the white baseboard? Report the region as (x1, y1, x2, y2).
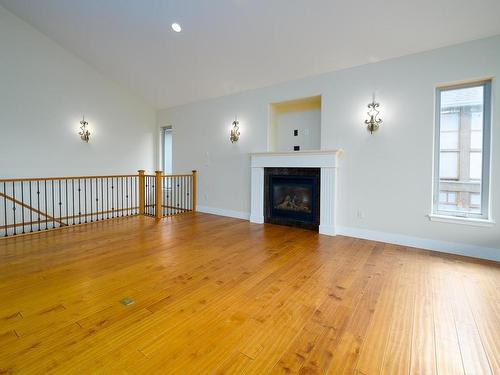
(336, 226, 500, 262)
(195, 207, 499, 261)
(319, 224, 336, 236)
(250, 215, 264, 224)
(197, 205, 250, 220)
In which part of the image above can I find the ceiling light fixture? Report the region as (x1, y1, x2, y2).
(171, 23, 182, 33)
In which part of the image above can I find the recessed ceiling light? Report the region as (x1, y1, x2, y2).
(171, 23, 182, 33)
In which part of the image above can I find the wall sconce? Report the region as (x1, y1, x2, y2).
(79, 115, 90, 142)
(230, 117, 240, 143)
(364, 98, 382, 134)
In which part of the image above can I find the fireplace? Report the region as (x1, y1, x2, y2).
(251, 150, 340, 236)
(265, 168, 320, 230)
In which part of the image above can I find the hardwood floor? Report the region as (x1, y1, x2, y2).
(0, 214, 498, 374)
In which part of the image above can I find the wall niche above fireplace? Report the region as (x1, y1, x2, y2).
(264, 167, 320, 231)
(268, 96, 321, 152)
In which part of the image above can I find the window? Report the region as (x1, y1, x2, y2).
(433, 80, 492, 220)
(161, 126, 172, 174)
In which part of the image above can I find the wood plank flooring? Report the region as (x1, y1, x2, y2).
(0, 213, 498, 374)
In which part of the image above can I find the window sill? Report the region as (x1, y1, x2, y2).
(428, 214, 495, 227)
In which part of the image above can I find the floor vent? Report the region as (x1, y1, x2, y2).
(120, 297, 135, 306)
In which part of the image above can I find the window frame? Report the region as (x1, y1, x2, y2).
(432, 79, 492, 221)
(160, 126, 173, 175)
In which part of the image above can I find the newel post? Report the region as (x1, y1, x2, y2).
(192, 170, 197, 212)
(155, 171, 163, 219)
(138, 170, 145, 215)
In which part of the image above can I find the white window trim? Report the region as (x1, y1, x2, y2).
(428, 214, 495, 227)
(431, 79, 493, 223)
(160, 125, 173, 174)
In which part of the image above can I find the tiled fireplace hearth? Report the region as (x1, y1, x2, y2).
(250, 150, 341, 236)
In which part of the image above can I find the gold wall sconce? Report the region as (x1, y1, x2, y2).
(230, 117, 240, 143)
(79, 115, 90, 142)
(364, 98, 382, 134)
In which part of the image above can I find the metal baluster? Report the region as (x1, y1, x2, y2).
(12, 182, 16, 235)
(37, 181, 41, 231)
(116, 177, 119, 217)
(90, 178, 93, 222)
(107, 178, 110, 220)
(78, 179, 82, 224)
(121, 177, 123, 216)
(29, 181, 33, 232)
(58, 180, 62, 226)
(101, 178, 104, 221)
(21, 181, 25, 233)
(94, 178, 99, 222)
(3, 183, 7, 236)
(84, 179, 87, 223)
(65, 180, 69, 226)
(167, 177, 171, 216)
(189, 175, 192, 211)
(111, 177, 115, 218)
(51, 180, 55, 228)
(145, 178, 149, 215)
(72, 179, 75, 225)
(44, 180, 48, 230)
(126, 177, 129, 216)
(176, 177, 179, 214)
(134, 176, 137, 215)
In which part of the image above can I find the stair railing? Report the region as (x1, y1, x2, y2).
(0, 169, 197, 238)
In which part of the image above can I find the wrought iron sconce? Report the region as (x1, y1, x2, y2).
(230, 117, 240, 143)
(79, 115, 90, 142)
(364, 98, 382, 134)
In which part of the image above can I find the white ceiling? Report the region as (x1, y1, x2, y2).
(2, 0, 500, 109)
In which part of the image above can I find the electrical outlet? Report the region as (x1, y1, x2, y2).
(357, 209, 365, 219)
(293, 129, 298, 136)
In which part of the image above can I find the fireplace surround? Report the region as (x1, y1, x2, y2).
(250, 150, 341, 236)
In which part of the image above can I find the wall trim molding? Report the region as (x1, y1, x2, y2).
(336, 226, 499, 262)
(195, 208, 499, 261)
(197, 205, 250, 221)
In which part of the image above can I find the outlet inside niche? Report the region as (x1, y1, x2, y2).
(269, 95, 321, 152)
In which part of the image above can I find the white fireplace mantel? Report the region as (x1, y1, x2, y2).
(250, 150, 341, 236)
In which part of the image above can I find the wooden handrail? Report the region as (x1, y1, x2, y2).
(161, 174, 194, 177)
(0, 173, 193, 183)
(0, 175, 137, 183)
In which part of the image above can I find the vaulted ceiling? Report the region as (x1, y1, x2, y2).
(2, 0, 500, 108)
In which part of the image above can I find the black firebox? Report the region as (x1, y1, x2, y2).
(264, 168, 320, 231)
